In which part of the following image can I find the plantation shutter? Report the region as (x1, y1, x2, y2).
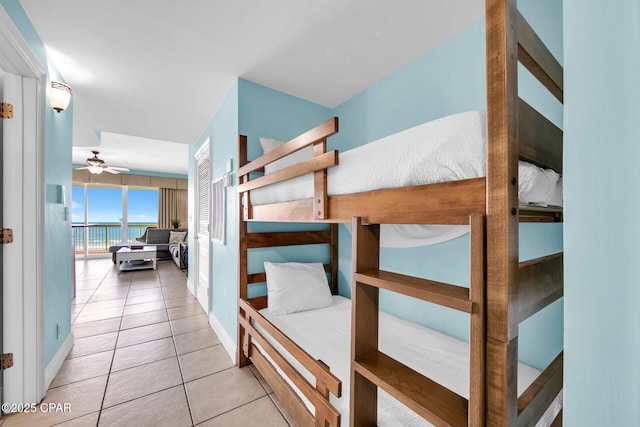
(197, 155, 210, 235)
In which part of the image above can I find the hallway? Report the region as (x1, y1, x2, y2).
(1, 259, 293, 426)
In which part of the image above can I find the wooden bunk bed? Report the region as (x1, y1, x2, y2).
(237, 0, 563, 425)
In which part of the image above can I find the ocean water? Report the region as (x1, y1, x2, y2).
(73, 222, 157, 249)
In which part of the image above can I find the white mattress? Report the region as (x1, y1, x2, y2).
(256, 295, 562, 426)
(250, 110, 563, 209)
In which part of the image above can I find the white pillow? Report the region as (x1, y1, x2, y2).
(259, 137, 285, 154)
(264, 262, 333, 315)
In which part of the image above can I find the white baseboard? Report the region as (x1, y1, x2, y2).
(45, 332, 74, 390)
(187, 278, 195, 295)
(208, 312, 237, 365)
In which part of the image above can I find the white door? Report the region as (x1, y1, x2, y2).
(1, 69, 44, 405)
(1, 9, 46, 407)
(194, 140, 210, 313)
(0, 65, 5, 407)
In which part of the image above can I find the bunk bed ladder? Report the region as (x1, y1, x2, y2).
(486, 0, 564, 425)
(350, 214, 486, 427)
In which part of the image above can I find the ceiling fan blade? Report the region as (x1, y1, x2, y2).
(108, 166, 130, 171)
(74, 166, 89, 170)
(104, 168, 121, 174)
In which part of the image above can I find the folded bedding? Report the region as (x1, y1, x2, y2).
(254, 295, 562, 426)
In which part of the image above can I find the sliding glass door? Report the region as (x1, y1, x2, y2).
(127, 187, 159, 243)
(72, 183, 158, 257)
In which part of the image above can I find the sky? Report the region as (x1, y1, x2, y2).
(72, 185, 158, 224)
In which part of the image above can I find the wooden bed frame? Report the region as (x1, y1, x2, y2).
(237, 0, 564, 426)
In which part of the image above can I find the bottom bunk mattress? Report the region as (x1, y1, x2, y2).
(254, 295, 562, 426)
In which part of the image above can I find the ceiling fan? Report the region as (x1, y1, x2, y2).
(78, 151, 130, 175)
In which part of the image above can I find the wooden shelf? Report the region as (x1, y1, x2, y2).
(353, 351, 468, 427)
(354, 269, 473, 313)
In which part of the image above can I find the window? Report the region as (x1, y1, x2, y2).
(72, 183, 158, 256)
(211, 176, 225, 244)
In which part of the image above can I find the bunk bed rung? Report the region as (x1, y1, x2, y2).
(518, 98, 563, 173)
(246, 295, 268, 310)
(238, 150, 338, 193)
(248, 263, 331, 284)
(550, 409, 563, 427)
(517, 253, 563, 323)
(238, 299, 342, 397)
(519, 205, 563, 223)
(247, 230, 332, 248)
(353, 351, 468, 427)
(240, 319, 341, 427)
(249, 343, 316, 427)
(517, 11, 564, 103)
(237, 117, 339, 177)
(249, 199, 316, 222)
(517, 352, 563, 427)
(354, 269, 473, 313)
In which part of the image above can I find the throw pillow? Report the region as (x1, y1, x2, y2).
(169, 231, 187, 244)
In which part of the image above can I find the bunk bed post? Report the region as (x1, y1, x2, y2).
(330, 223, 339, 295)
(469, 213, 486, 427)
(238, 135, 250, 368)
(350, 217, 380, 427)
(485, 0, 520, 425)
(313, 139, 328, 219)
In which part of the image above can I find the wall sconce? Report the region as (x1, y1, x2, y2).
(50, 81, 72, 113)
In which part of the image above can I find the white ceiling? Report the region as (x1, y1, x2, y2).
(19, 0, 483, 175)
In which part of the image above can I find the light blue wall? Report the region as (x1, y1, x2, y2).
(331, 21, 486, 153)
(1, 0, 74, 366)
(564, 1, 640, 425)
(188, 81, 239, 339)
(238, 79, 333, 161)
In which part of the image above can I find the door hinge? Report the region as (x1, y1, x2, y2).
(1, 102, 13, 119)
(1, 353, 14, 370)
(1, 228, 14, 244)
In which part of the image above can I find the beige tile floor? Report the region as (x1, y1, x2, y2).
(1, 258, 294, 427)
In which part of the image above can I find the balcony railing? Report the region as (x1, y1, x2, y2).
(73, 223, 158, 254)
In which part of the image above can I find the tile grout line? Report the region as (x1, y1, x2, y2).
(195, 395, 277, 426)
(165, 278, 197, 427)
(95, 264, 133, 427)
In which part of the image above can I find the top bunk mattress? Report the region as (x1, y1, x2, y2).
(250, 110, 563, 208)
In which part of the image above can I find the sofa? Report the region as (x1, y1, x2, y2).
(109, 227, 188, 269)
